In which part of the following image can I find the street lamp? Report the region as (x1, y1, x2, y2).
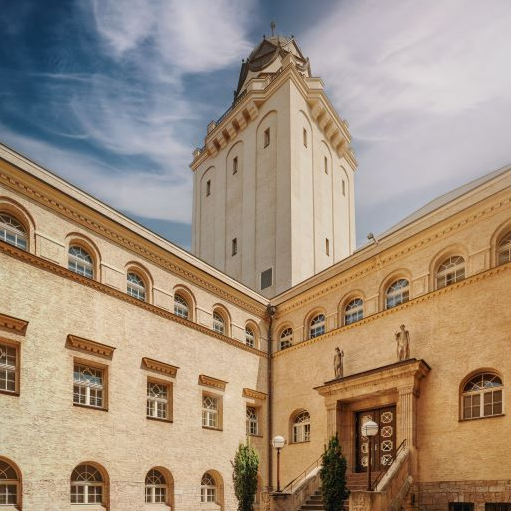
(272, 435, 286, 492)
(361, 420, 379, 491)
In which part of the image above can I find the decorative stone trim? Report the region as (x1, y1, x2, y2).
(243, 388, 267, 400)
(199, 374, 228, 391)
(0, 312, 28, 334)
(66, 334, 116, 358)
(142, 357, 178, 377)
(0, 241, 268, 358)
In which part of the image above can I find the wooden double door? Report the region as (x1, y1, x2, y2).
(355, 405, 396, 473)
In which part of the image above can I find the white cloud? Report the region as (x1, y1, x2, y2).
(303, 0, 511, 243)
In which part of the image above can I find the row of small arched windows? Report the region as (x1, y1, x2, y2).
(278, 237, 511, 350)
(0, 458, 224, 507)
(0, 211, 261, 349)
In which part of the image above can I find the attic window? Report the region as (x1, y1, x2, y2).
(264, 128, 270, 148)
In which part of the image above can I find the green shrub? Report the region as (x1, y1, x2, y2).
(320, 433, 349, 511)
(232, 441, 259, 511)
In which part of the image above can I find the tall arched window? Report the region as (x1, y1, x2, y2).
(309, 314, 326, 339)
(292, 410, 311, 443)
(68, 246, 94, 279)
(462, 373, 503, 420)
(70, 464, 105, 504)
(174, 294, 189, 319)
(127, 272, 146, 301)
(201, 472, 217, 503)
(0, 459, 19, 506)
(145, 468, 167, 504)
(279, 328, 293, 350)
(212, 311, 225, 334)
(344, 298, 364, 325)
(497, 232, 511, 265)
(436, 256, 465, 289)
(0, 213, 27, 250)
(245, 326, 255, 348)
(386, 279, 409, 309)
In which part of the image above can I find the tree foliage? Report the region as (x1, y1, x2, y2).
(320, 433, 349, 511)
(232, 441, 259, 511)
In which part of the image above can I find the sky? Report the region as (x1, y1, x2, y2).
(1, 0, 511, 250)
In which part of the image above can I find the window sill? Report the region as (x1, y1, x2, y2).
(71, 505, 106, 510)
(0, 389, 19, 397)
(459, 413, 505, 422)
(202, 426, 223, 432)
(73, 403, 108, 412)
(147, 416, 173, 424)
(290, 440, 310, 445)
(247, 434, 263, 438)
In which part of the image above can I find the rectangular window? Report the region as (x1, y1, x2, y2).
(303, 128, 307, 147)
(73, 363, 105, 409)
(264, 128, 270, 148)
(326, 238, 330, 256)
(449, 504, 474, 511)
(233, 156, 238, 174)
(0, 341, 18, 394)
(232, 238, 238, 256)
(202, 393, 221, 429)
(324, 156, 328, 174)
(147, 380, 171, 420)
(260, 268, 273, 290)
(246, 406, 258, 436)
(486, 505, 511, 511)
(206, 180, 211, 197)
(342, 179, 346, 196)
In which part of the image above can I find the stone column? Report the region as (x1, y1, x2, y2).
(326, 401, 339, 438)
(397, 383, 418, 479)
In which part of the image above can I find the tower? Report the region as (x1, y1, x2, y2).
(191, 34, 357, 297)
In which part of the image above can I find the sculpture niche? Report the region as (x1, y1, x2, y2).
(395, 324, 410, 361)
(334, 347, 344, 379)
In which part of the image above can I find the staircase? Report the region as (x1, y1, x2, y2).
(298, 489, 324, 510)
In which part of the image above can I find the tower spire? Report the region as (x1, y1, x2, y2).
(270, 21, 276, 37)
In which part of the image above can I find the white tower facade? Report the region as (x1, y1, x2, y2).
(191, 36, 357, 297)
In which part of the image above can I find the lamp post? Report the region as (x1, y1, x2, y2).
(272, 435, 286, 492)
(361, 420, 379, 491)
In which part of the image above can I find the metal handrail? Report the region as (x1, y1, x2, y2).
(281, 453, 323, 494)
(371, 438, 407, 490)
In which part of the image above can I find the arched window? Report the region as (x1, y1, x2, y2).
(0, 213, 27, 250)
(145, 468, 167, 504)
(212, 311, 225, 334)
(292, 410, 311, 443)
(386, 279, 409, 309)
(344, 298, 363, 325)
(70, 464, 105, 504)
(68, 246, 94, 279)
(309, 314, 326, 339)
(0, 459, 19, 506)
(127, 272, 146, 301)
(245, 326, 255, 348)
(201, 472, 217, 503)
(497, 232, 511, 265)
(174, 294, 189, 319)
(279, 328, 293, 350)
(462, 373, 503, 420)
(436, 256, 465, 289)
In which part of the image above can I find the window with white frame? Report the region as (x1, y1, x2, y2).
(0, 213, 27, 250)
(145, 468, 167, 504)
(174, 294, 189, 319)
(127, 272, 146, 301)
(73, 364, 104, 408)
(147, 380, 170, 420)
(498, 232, 511, 265)
(201, 472, 217, 503)
(0, 460, 19, 506)
(212, 311, 225, 334)
(293, 410, 311, 443)
(386, 279, 409, 309)
(68, 246, 94, 279)
(245, 326, 255, 348)
(344, 298, 364, 325)
(0, 342, 17, 393)
(279, 328, 293, 350)
(70, 464, 104, 504)
(436, 256, 465, 289)
(462, 373, 503, 420)
(202, 394, 219, 428)
(309, 314, 326, 339)
(246, 406, 258, 436)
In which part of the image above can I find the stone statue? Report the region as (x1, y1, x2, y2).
(334, 347, 344, 378)
(395, 324, 410, 361)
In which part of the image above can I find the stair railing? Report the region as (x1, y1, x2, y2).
(371, 438, 407, 490)
(281, 453, 323, 494)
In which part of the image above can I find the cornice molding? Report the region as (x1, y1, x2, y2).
(142, 357, 179, 377)
(243, 388, 267, 401)
(0, 312, 28, 334)
(0, 161, 267, 317)
(199, 374, 228, 391)
(66, 334, 116, 358)
(0, 241, 268, 358)
(273, 260, 511, 358)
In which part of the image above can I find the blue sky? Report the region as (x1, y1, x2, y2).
(1, 1, 511, 250)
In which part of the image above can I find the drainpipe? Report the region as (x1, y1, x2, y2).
(266, 303, 276, 492)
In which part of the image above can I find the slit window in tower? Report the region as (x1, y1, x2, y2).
(206, 180, 211, 197)
(261, 268, 273, 290)
(232, 238, 237, 256)
(342, 179, 346, 196)
(264, 128, 270, 148)
(326, 238, 330, 256)
(303, 128, 307, 147)
(324, 156, 328, 174)
(233, 156, 238, 175)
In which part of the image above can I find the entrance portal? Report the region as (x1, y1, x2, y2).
(355, 406, 396, 473)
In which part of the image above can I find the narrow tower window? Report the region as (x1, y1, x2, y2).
(232, 238, 237, 256)
(324, 156, 328, 174)
(233, 157, 238, 175)
(325, 238, 330, 256)
(206, 180, 211, 197)
(342, 179, 346, 196)
(264, 128, 270, 148)
(303, 128, 307, 147)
